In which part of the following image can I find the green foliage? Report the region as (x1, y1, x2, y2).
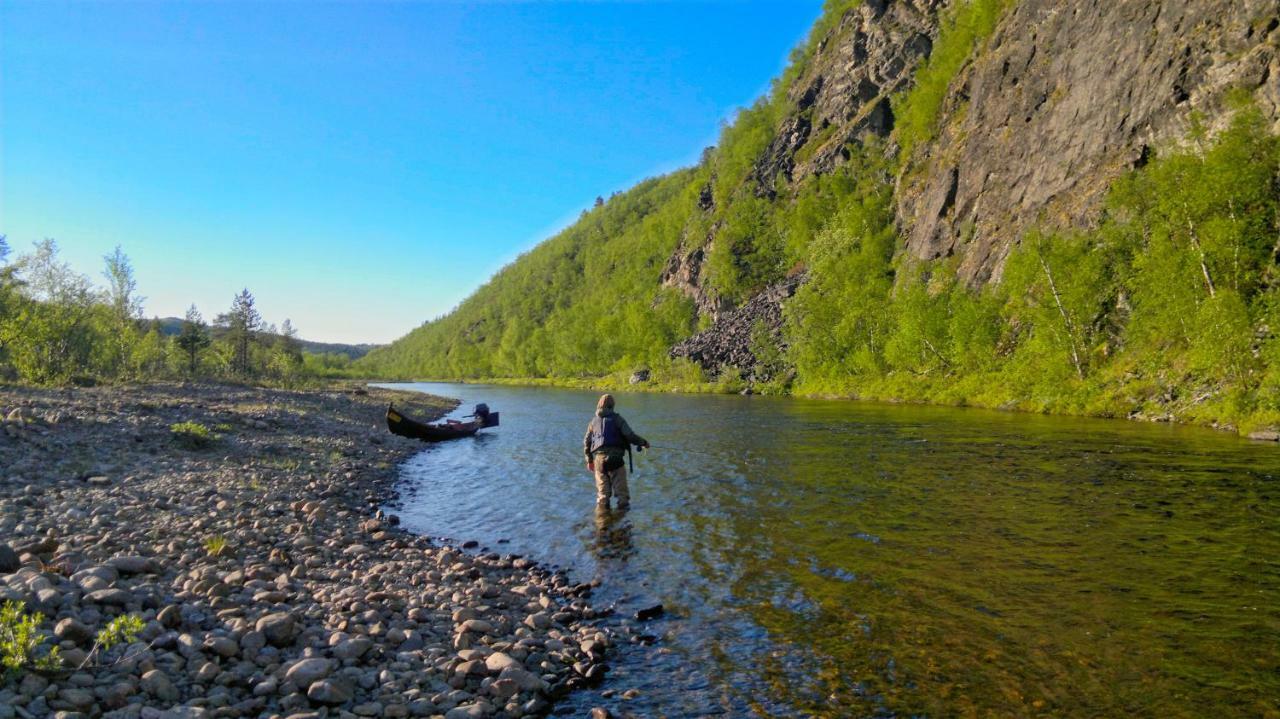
(171, 421, 217, 449)
(0, 240, 101, 384)
(893, 0, 1015, 158)
(360, 172, 701, 380)
(1, 601, 60, 679)
(786, 151, 899, 387)
(203, 535, 230, 557)
(787, 108, 1280, 429)
(78, 613, 146, 671)
(0, 238, 338, 386)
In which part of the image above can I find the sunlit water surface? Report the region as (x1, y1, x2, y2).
(377, 382, 1280, 718)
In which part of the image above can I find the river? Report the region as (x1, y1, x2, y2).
(376, 382, 1280, 718)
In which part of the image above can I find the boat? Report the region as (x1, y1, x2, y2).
(386, 402, 499, 442)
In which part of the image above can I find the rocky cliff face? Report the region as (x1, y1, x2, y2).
(662, 0, 950, 366)
(898, 0, 1280, 284)
(670, 0, 1280, 378)
(754, 0, 943, 194)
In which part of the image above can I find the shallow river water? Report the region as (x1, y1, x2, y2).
(378, 382, 1279, 718)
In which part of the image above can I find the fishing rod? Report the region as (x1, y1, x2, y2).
(642, 444, 723, 458)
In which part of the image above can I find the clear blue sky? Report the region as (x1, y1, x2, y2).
(1, 1, 823, 344)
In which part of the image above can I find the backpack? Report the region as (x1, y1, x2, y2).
(588, 414, 625, 454)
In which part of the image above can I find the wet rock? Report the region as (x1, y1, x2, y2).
(635, 604, 665, 621)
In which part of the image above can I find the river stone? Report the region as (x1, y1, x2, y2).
(240, 629, 266, 655)
(498, 667, 546, 693)
(489, 678, 519, 699)
(156, 604, 181, 628)
(57, 687, 96, 710)
(285, 657, 332, 685)
(205, 636, 238, 658)
(140, 669, 179, 702)
(307, 677, 354, 705)
(84, 588, 132, 606)
(109, 555, 159, 575)
(255, 612, 298, 647)
(333, 636, 373, 660)
(456, 619, 493, 635)
(444, 704, 489, 719)
(54, 618, 94, 645)
(484, 652, 520, 673)
(0, 544, 18, 573)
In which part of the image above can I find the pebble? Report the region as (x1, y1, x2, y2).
(0, 384, 615, 719)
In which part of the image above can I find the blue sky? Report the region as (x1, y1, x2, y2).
(0, 1, 823, 343)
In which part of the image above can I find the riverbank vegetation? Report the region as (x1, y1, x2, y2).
(0, 239, 356, 386)
(359, 0, 1280, 434)
(787, 107, 1280, 432)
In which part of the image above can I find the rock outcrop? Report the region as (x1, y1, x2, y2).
(670, 274, 805, 381)
(765, 0, 943, 189)
(898, 0, 1280, 284)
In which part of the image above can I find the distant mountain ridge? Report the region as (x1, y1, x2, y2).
(152, 317, 378, 359)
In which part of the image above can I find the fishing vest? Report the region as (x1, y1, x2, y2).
(588, 414, 625, 454)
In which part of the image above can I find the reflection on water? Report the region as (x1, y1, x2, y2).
(379, 382, 1280, 718)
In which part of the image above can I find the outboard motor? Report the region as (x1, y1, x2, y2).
(473, 403, 499, 428)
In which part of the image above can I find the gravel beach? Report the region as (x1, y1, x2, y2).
(0, 382, 616, 719)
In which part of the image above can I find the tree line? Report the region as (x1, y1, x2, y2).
(0, 240, 350, 385)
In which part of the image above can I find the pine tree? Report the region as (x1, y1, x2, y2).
(216, 289, 263, 377)
(176, 304, 211, 375)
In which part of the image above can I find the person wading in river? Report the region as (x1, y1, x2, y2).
(584, 394, 649, 510)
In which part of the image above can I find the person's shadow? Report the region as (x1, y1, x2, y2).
(591, 504, 635, 564)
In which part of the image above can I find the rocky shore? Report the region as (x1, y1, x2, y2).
(0, 383, 616, 719)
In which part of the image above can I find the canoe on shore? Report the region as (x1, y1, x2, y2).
(386, 402, 499, 442)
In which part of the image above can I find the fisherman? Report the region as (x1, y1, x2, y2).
(584, 393, 649, 510)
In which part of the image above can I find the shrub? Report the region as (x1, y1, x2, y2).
(0, 601, 60, 678)
(170, 421, 216, 449)
(204, 535, 230, 558)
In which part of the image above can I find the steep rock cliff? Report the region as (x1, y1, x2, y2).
(675, 0, 1279, 378)
(898, 0, 1280, 284)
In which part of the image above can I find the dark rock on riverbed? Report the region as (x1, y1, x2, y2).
(0, 382, 618, 718)
(634, 605, 664, 622)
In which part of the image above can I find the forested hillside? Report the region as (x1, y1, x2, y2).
(361, 0, 1280, 432)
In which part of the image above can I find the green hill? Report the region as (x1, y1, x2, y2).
(360, 0, 1280, 433)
